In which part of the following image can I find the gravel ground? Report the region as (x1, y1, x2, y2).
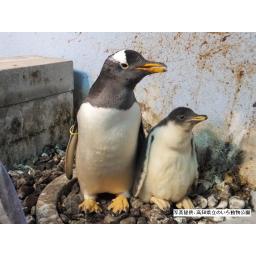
(8, 143, 255, 224)
(8, 144, 66, 224)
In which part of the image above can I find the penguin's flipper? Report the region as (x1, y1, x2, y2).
(133, 129, 154, 197)
(132, 121, 146, 196)
(64, 124, 78, 180)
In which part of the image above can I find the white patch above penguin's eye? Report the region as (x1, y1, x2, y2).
(111, 50, 128, 65)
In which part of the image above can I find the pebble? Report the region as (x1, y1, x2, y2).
(130, 198, 144, 209)
(229, 196, 245, 209)
(139, 203, 151, 215)
(215, 182, 231, 200)
(250, 190, 256, 211)
(23, 193, 39, 211)
(146, 208, 166, 224)
(18, 185, 35, 199)
(137, 217, 147, 224)
(104, 214, 123, 224)
(197, 180, 212, 194)
(26, 215, 36, 224)
(31, 206, 36, 216)
(60, 214, 70, 224)
(210, 216, 225, 223)
(197, 219, 208, 224)
(120, 217, 136, 224)
(216, 200, 228, 209)
(193, 195, 208, 208)
(174, 217, 187, 224)
(207, 194, 219, 208)
(130, 208, 141, 217)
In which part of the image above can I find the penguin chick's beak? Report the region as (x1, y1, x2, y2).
(136, 62, 167, 73)
(188, 115, 208, 123)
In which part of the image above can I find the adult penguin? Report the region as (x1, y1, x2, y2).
(65, 50, 167, 213)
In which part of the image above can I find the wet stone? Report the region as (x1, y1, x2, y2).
(26, 215, 36, 224)
(18, 185, 35, 199)
(120, 217, 136, 224)
(174, 217, 187, 224)
(137, 217, 147, 224)
(250, 190, 256, 210)
(193, 195, 208, 208)
(104, 214, 124, 224)
(229, 196, 245, 209)
(216, 200, 228, 209)
(207, 194, 219, 208)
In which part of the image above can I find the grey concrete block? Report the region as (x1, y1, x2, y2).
(0, 56, 73, 108)
(0, 56, 74, 167)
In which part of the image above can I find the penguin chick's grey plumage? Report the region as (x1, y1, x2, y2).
(134, 107, 207, 210)
(74, 50, 167, 214)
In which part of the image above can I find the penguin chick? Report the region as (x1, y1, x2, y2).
(75, 50, 167, 214)
(134, 107, 207, 211)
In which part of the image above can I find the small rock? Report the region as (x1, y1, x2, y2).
(210, 216, 225, 223)
(197, 180, 212, 194)
(250, 190, 256, 210)
(174, 217, 187, 224)
(215, 182, 231, 200)
(130, 198, 144, 209)
(120, 217, 136, 224)
(216, 200, 228, 209)
(130, 208, 140, 217)
(18, 185, 34, 199)
(140, 203, 151, 215)
(104, 214, 123, 224)
(23, 192, 38, 211)
(26, 215, 36, 224)
(207, 194, 219, 208)
(56, 149, 65, 157)
(147, 208, 166, 223)
(63, 194, 83, 216)
(137, 217, 147, 224)
(193, 195, 208, 208)
(16, 175, 34, 188)
(31, 206, 36, 216)
(22, 206, 30, 215)
(60, 214, 70, 224)
(53, 155, 61, 164)
(41, 153, 48, 158)
(197, 219, 208, 224)
(229, 196, 245, 209)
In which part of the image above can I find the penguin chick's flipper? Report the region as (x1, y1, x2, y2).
(107, 194, 129, 214)
(176, 196, 194, 209)
(150, 196, 170, 211)
(79, 198, 102, 213)
(133, 131, 154, 197)
(64, 124, 78, 180)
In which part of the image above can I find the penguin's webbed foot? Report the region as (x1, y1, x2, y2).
(107, 194, 129, 214)
(150, 196, 170, 211)
(176, 196, 194, 209)
(79, 198, 102, 213)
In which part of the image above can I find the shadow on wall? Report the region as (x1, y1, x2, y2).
(73, 70, 90, 118)
(194, 128, 244, 195)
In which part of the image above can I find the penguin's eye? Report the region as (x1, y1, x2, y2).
(120, 63, 129, 69)
(178, 115, 185, 120)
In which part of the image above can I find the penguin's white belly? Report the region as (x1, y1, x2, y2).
(140, 142, 198, 202)
(76, 102, 141, 195)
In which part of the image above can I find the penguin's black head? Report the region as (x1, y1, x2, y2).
(168, 107, 208, 129)
(100, 50, 167, 89)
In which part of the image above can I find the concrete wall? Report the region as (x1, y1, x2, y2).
(0, 56, 73, 167)
(0, 32, 255, 148)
